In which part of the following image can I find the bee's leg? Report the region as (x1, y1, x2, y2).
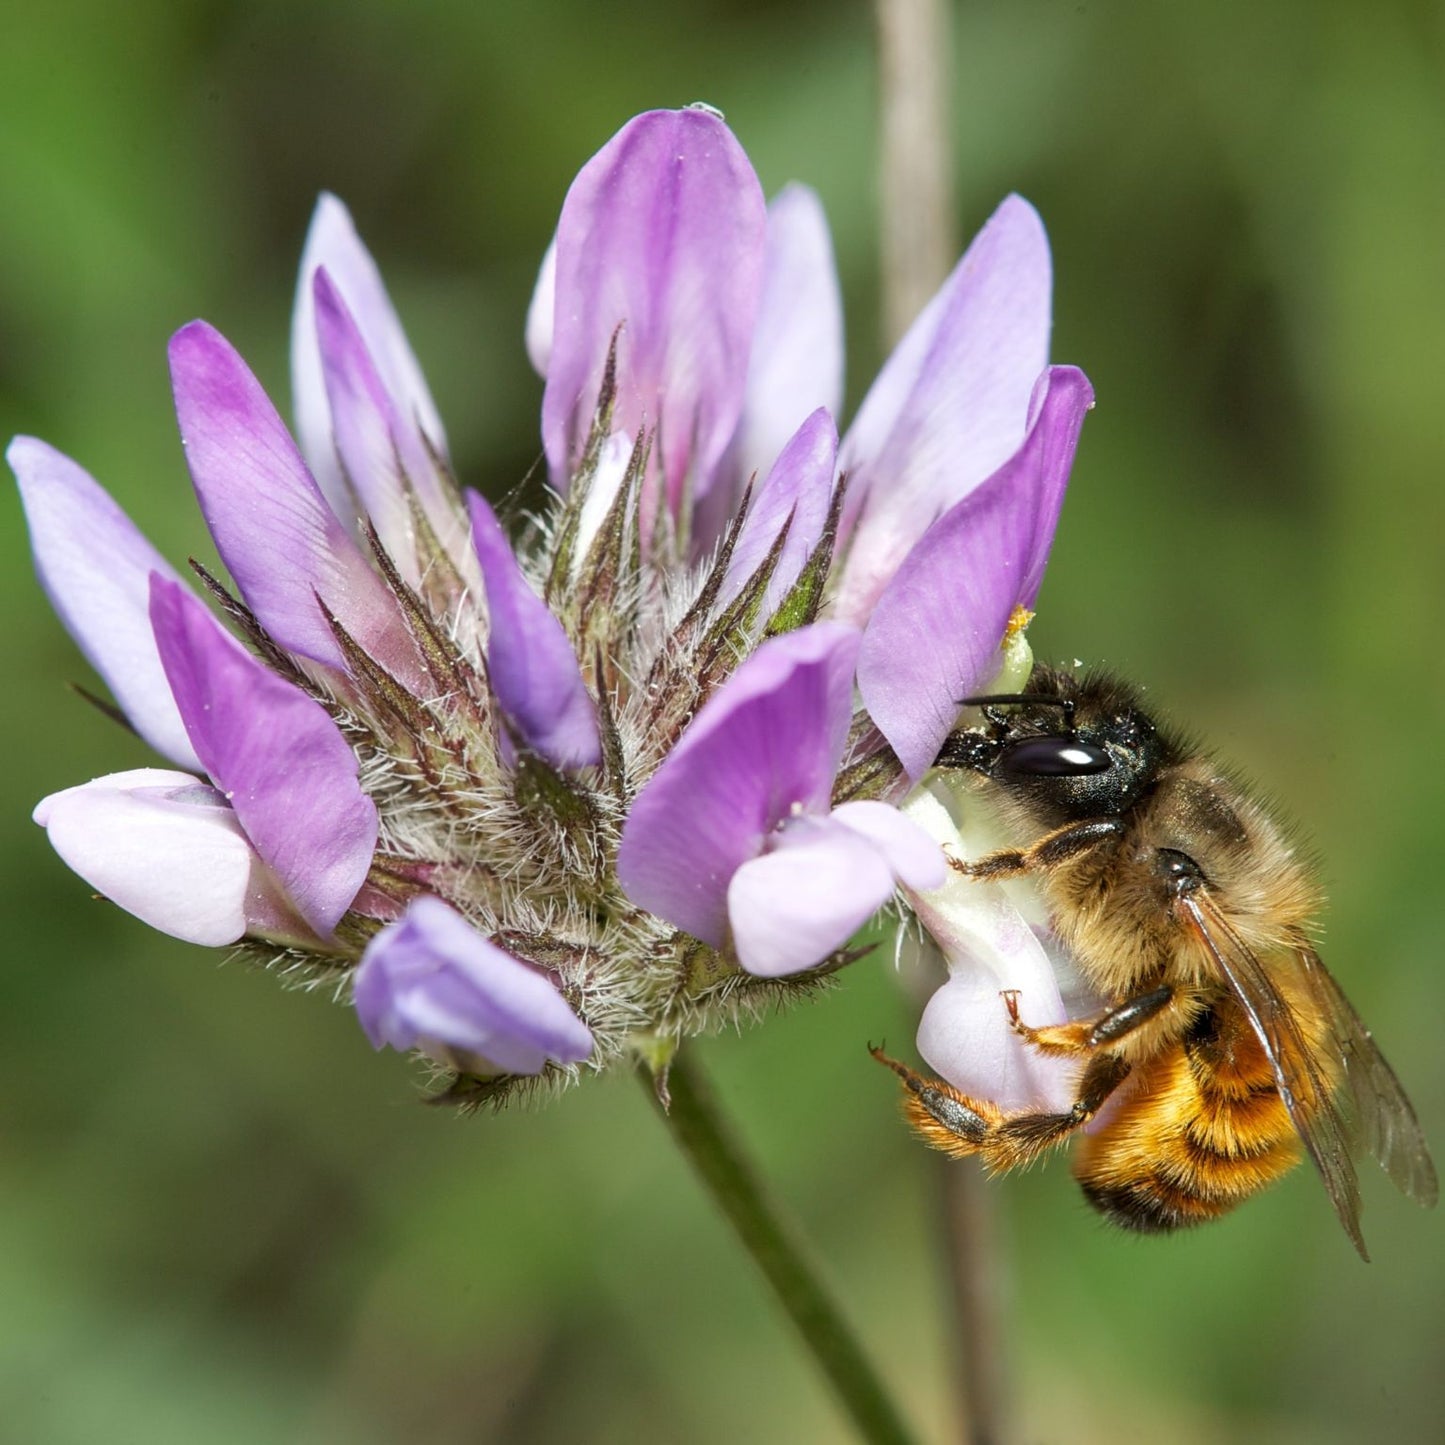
(947, 817, 1125, 881)
(987, 1051, 1134, 1167)
(870, 1047, 1003, 1160)
(1001, 983, 1175, 1059)
(870, 1046, 1132, 1171)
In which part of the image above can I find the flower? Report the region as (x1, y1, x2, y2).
(12, 105, 1093, 1106)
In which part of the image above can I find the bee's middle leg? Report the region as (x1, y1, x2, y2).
(1002, 982, 1175, 1058)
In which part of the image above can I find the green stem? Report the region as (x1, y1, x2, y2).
(646, 1052, 917, 1445)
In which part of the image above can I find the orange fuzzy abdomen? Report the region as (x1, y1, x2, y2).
(1072, 1020, 1303, 1232)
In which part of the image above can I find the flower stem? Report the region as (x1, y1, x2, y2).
(875, 0, 958, 342)
(646, 1052, 917, 1445)
(933, 1159, 1007, 1445)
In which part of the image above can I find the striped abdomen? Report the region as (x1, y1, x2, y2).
(1072, 999, 1304, 1232)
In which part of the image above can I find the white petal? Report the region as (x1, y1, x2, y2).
(9, 438, 201, 771)
(525, 234, 557, 377)
(901, 784, 1076, 1112)
(728, 818, 896, 977)
(830, 799, 946, 892)
(291, 192, 448, 526)
(732, 185, 844, 490)
(39, 774, 255, 946)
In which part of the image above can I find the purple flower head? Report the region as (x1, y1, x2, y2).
(354, 896, 594, 1075)
(12, 107, 1093, 1117)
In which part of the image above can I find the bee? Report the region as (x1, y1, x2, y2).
(873, 666, 1437, 1257)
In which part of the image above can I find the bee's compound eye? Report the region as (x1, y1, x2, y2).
(998, 736, 1113, 777)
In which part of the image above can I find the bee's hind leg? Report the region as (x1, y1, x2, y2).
(870, 1048, 1002, 1160)
(870, 1047, 1133, 1172)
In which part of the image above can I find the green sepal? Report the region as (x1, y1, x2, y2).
(762, 467, 849, 638)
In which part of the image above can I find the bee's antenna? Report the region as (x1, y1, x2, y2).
(957, 693, 1078, 734)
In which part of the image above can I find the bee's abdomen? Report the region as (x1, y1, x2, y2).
(1072, 1036, 1302, 1234)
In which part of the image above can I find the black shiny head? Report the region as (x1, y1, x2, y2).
(935, 668, 1173, 824)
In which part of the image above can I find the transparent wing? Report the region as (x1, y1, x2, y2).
(1295, 947, 1438, 1209)
(1180, 893, 1368, 1259)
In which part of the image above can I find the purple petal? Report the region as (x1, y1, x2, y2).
(291, 192, 448, 524)
(169, 320, 427, 692)
(525, 234, 557, 378)
(36, 770, 258, 946)
(728, 815, 896, 977)
(9, 438, 202, 771)
(311, 266, 476, 591)
(467, 490, 600, 769)
(353, 895, 594, 1073)
(616, 621, 859, 946)
(857, 366, 1094, 779)
(149, 576, 378, 937)
(720, 408, 837, 614)
(835, 195, 1053, 623)
(541, 108, 767, 517)
(829, 800, 945, 892)
(732, 185, 845, 493)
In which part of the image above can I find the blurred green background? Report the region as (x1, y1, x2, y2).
(2, 1, 1441, 1441)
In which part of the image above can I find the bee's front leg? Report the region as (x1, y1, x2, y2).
(947, 817, 1125, 882)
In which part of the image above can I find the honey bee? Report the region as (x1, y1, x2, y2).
(873, 666, 1437, 1257)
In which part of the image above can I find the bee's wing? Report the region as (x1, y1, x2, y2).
(1179, 894, 1368, 1258)
(1295, 947, 1438, 1209)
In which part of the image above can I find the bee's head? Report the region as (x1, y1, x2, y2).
(936, 668, 1169, 823)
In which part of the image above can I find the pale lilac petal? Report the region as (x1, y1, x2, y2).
(616, 621, 860, 945)
(835, 196, 1053, 623)
(541, 108, 767, 518)
(720, 408, 837, 614)
(829, 799, 945, 892)
(857, 366, 1094, 779)
(732, 185, 844, 491)
(311, 266, 428, 576)
(466, 490, 600, 769)
(901, 785, 1076, 1112)
(9, 438, 202, 772)
(33, 767, 199, 827)
(917, 959, 1077, 1116)
(572, 430, 635, 566)
(312, 267, 477, 596)
(728, 816, 895, 977)
(170, 320, 427, 692)
(37, 771, 256, 946)
(291, 192, 448, 523)
(149, 576, 378, 937)
(525, 234, 557, 377)
(353, 895, 593, 1073)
